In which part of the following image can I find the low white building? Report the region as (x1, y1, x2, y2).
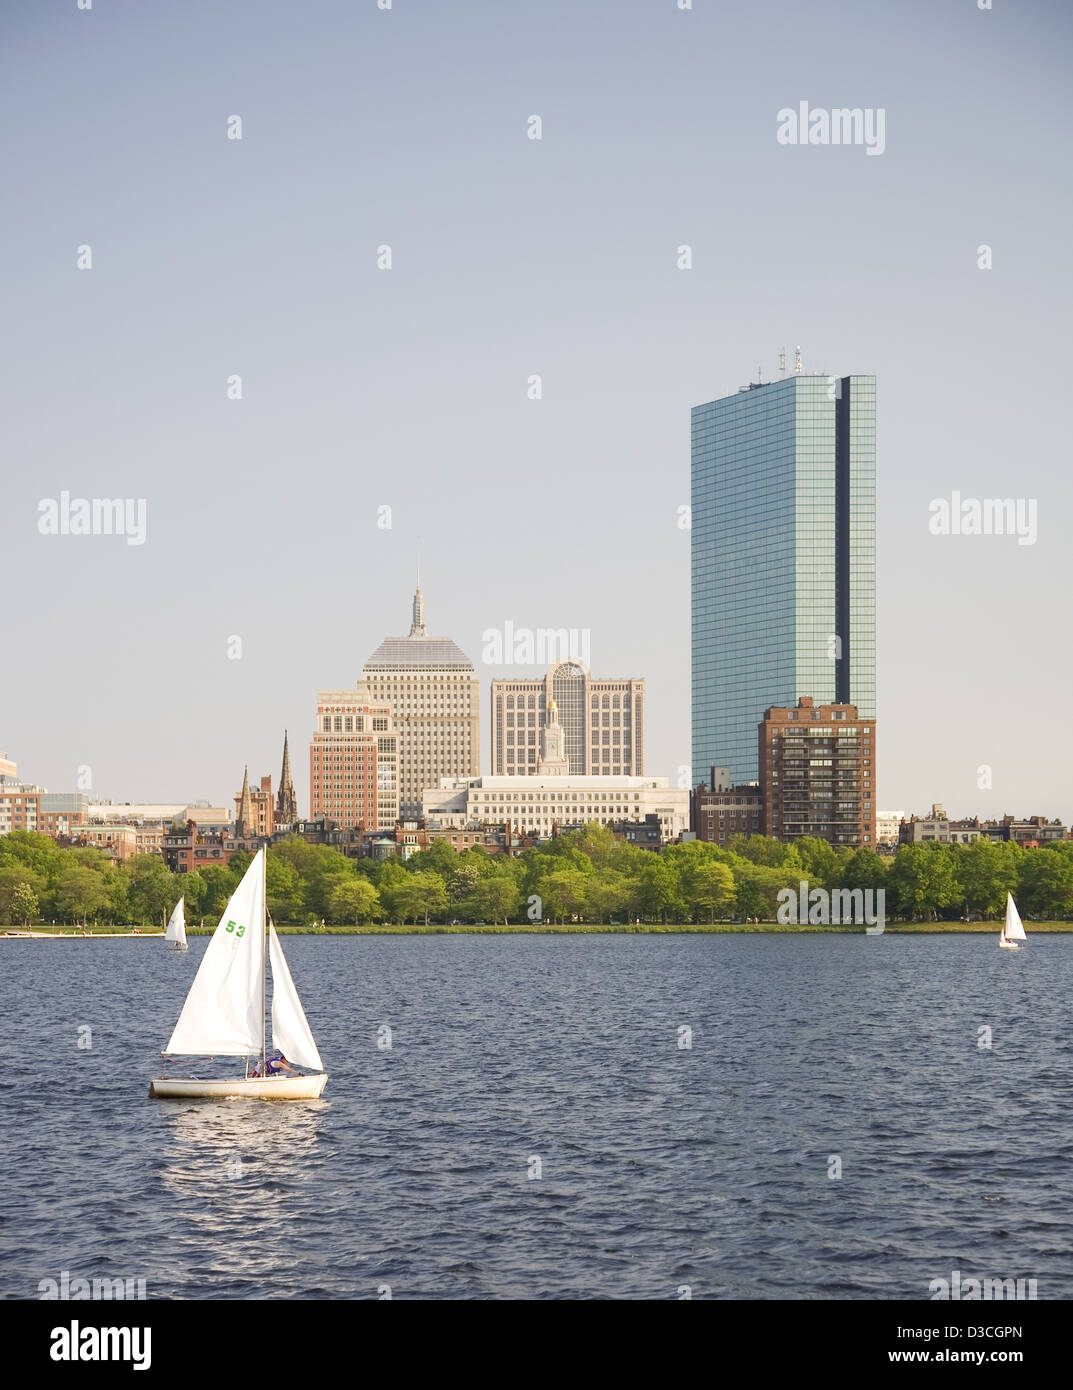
(423, 698, 688, 842)
(87, 801, 231, 827)
(424, 775, 689, 842)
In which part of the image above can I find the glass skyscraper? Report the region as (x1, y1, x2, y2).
(691, 373, 875, 785)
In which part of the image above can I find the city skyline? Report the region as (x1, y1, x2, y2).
(3, 548, 1070, 827)
(3, 0, 1070, 824)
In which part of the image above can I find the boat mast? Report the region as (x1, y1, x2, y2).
(260, 846, 267, 1075)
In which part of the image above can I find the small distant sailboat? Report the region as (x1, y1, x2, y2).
(150, 848, 327, 1099)
(998, 892, 1027, 951)
(164, 896, 188, 952)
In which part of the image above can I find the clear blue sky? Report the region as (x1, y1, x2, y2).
(2, 0, 1071, 823)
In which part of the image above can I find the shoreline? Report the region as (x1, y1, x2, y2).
(0, 929, 166, 939)
(4, 922, 1071, 937)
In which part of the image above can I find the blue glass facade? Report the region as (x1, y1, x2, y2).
(691, 375, 875, 785)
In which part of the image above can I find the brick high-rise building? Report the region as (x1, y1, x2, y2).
(490, 660, 645, 776)
(309, 687, 398, 831)
(361, 584, 479, 818)
(760, 696, 875, 846)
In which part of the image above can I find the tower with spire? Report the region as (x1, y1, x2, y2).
(409, 578, 427, 638)
(276, 731, 298, 825)
(236, 765, 253, 838)
(360, 577, 480, 818)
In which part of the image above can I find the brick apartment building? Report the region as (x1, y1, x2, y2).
(690, 767, 764, 844)
(760, 697, 876, 847)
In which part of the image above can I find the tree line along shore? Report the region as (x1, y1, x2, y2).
(1, 824, 1072, 930)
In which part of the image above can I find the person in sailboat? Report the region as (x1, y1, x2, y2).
(268, 1050, 300, 1077)
(252, 1050, 300, 1079)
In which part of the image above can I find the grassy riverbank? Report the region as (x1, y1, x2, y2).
(5, 921, 1072, 937)
(0, 927, 165, 937)
(197, 920, 1073, 936)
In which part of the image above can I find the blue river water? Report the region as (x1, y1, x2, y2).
(1, 933, 1070, 1299)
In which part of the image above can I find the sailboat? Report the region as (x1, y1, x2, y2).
(998, 892, 1027, 951)
(164, 896, 188, 952)
(150, 848, 327, 1099)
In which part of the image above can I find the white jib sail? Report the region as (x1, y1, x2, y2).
(164, 851, 266, 1056)
(269, 923, 324, 1072)
(165, 896, 186, 946)
(1005, 892, 1027, 941)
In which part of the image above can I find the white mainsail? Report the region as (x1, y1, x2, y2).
(1004, 892, 1027, 942)
(269, 922, 323, 1072)
(164, 896, 187, 948)
(164, 851, 266, 1056)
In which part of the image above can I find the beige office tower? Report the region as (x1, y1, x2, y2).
(362, 585, 480, 818)
(490, 661, 645, 776)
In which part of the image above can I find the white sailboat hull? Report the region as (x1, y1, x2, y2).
(149, 1073, 328, 1100)
(166, 942, 188, 952)
(998, 939, 1021, 950)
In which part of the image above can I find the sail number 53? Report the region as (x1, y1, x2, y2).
(225, 919, 246, 938)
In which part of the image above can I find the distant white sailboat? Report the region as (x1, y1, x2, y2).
(150, 848, 327, 1099)
(998, 892, 1027, 951)
(164, 896, 188, 952)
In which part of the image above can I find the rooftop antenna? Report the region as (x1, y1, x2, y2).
(794, 345, 803, 375)
(778, 347, 786, 377)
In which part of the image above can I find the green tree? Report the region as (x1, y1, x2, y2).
(726, 834, 789, 867)
(1018, 848, 1073, 920)
(329, 877, 381, 925)
(51, 865, 110, 924)
(228, 849, 254, 879)
(448, 861, 481, 903)
(732, 863, 793, 921)
(266, 852, 303, 922)
(889, 844, 959, 921)
(792, 837, 847, 892)
(407, 840, 459, 881)
(539, 867, 590, 923)
(374, 861, 411, 921)
(0, 865, 44, 922)
(391, 871, 448, 925)
(0, 830, 65, 882)
(12, 881, 39, 926)
(585, 870, 630, 924)
(954, 839, 1022, 918)
(177, 870, 206, 918)
(121, 855, 175, 925)
(840, 848, 890, 894)
(684, 860, 736, 923)
(564, 823, 618, 868)
(471, 873, 521, 925)
(638, 857, 681, 924)
(199, 863, 240, 921)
